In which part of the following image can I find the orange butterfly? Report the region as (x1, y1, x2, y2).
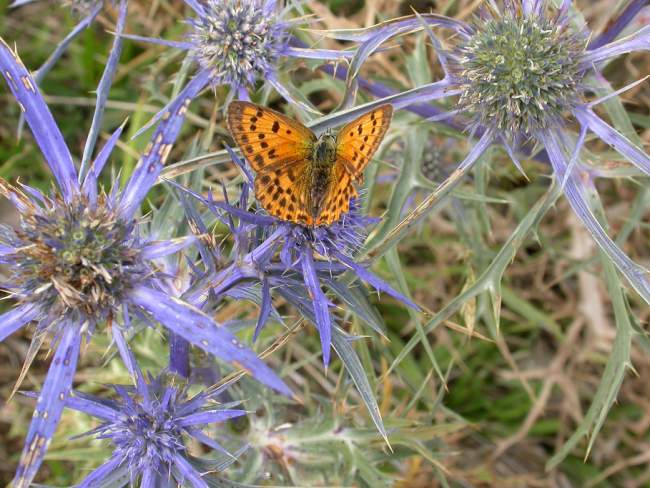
(227, 101, 393, 226)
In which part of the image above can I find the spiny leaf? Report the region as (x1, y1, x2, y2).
(386, 183, 562, 377)
(332, 327, 390, 447)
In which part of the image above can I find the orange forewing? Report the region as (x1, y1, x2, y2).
(335, 105, 393, 180)
(227, 101, 315, 172)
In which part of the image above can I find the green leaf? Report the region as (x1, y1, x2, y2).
(352, 447, 392, 488)
(386, 183, 562, 376)
(589, 75, 643, 146)
(325, 278, 387, 337)
(386, 246, 444, 382)
(44, 447, 112, 462)
(332, 327, 389, 445)
(547, 251, 633, 469)
(365, 125, 425, 251)
(501, 285, 564, 340)
(405, 33, 432, 87)
(547, 174, 636, 469)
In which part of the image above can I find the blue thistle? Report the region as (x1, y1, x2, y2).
(0, 186, 149, 325)
(187, 0, 288, 88)
(58, 360, 245, 488)
(0, 30, 289, 488)
(175, 149, 417, 366)
(452, 5, 587, 135)
(322, 0, 650, 306)
(125, 0, 353, 138)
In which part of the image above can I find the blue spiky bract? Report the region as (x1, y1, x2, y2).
(0, 30, 291, 488)
(67, 370, 245, 488)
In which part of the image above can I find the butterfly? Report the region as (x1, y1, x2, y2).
(227, 101, 393, 226)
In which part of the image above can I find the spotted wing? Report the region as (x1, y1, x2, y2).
(254, 163, 313, 226)
(315, 162, 358, 226)
(335, 104, 393, 180)
(227, 101, 316, 172)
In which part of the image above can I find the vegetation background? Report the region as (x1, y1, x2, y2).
(0, 0, 648, 486)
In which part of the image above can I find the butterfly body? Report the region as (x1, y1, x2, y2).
(228, 101, 392, 226)
(307, 132, 338, 219)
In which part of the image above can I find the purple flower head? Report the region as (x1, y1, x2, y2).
(126, 0, 354, 138)
(0, 183, 150, 330)
(178, 150, 417, 367)
(186, 0, 289, 89)
(0, 32, 289, 488)
(452, 3, 588, 136)
(280, 197, 378, 261)
(327, 0, 650, 307)
(62, 364, 245, 488)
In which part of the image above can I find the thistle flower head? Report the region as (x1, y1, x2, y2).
(420, 149, 444, 183)
(335, 0, 650, 307)
(280, 198, 377, 262)
(103, 378, 186, 471)
(184, 155, 417, 367)
(0, 184, 149, 329)
(418, 135, 458, 183)
(67, 370, 245, 485)
(1, 36, 291, 488)
(454, 4, 587, 135)
(187, 0, 288, 87)
(130, 0, 352, 139)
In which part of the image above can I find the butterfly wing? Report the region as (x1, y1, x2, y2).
(335, 104, 393, 180)
(228, 101, 318, 224)
(228, 102, 392, 227)
(254, 163, 313, 225)
(312, 105, 392, 226)
(315, 161, 358, 226)
(227, 101, 316, 172)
